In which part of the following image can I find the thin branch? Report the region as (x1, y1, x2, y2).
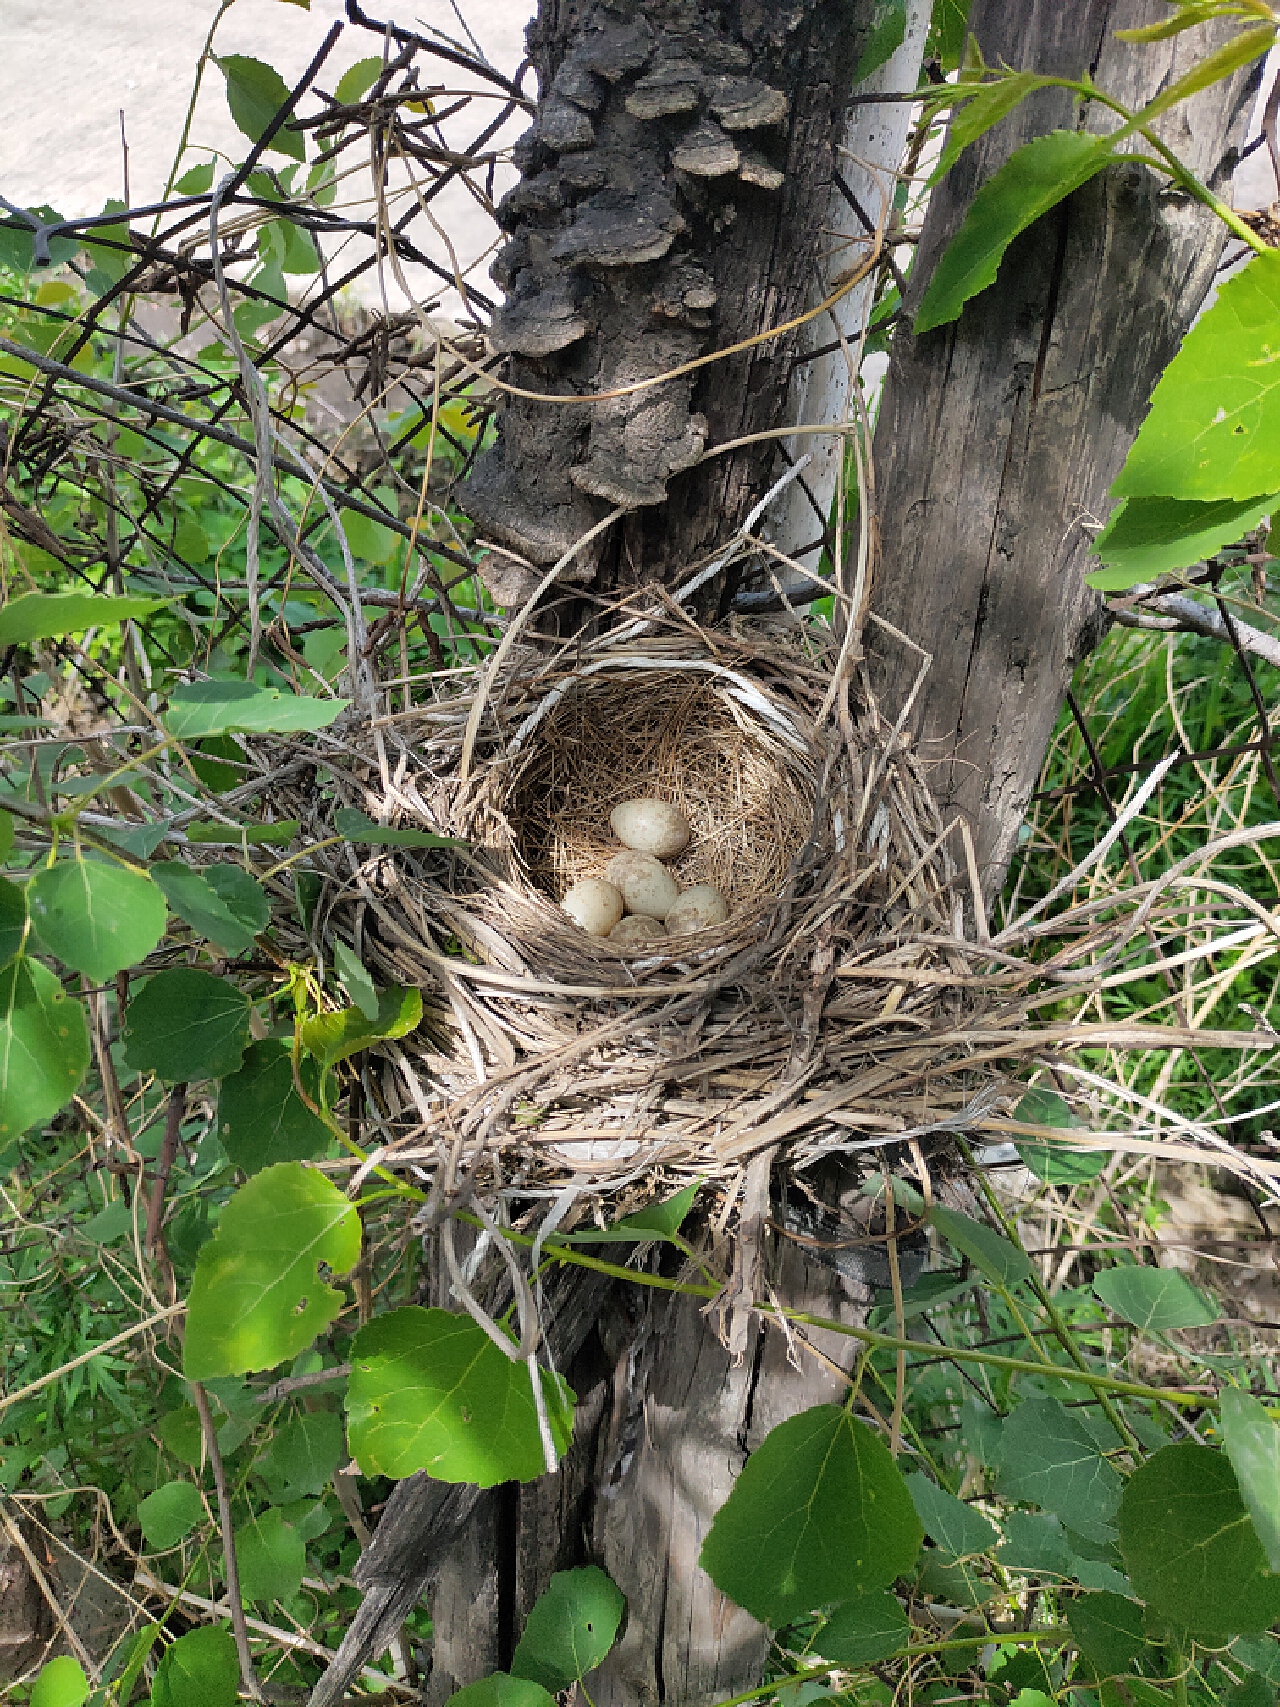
(192, 1381, 263, 1702)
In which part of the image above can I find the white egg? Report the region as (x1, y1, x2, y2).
(666, 884, 730, 935)
(610, 797, 691, 858)
(562, 877, 625, 936)
(605, 852, 680, 920)
(609, 914, 667, 947)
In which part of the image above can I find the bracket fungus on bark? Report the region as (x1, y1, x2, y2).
(461, 0, 864, 596)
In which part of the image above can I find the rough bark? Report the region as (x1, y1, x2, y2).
(866, 0, 1261, 901)
(460, 0, 875, 610)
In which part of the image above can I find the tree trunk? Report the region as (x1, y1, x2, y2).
(459, 0, 877, 613)
(312, 7, 1260, 1706)
(867, 0, 1261, 900)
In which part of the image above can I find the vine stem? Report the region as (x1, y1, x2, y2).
(192, 1380, 263, 1702)
(460, 1215, 1220, 1410)
(714, 1628, 1073, 1707)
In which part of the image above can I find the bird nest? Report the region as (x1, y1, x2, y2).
(262, 602, 1021, 1222)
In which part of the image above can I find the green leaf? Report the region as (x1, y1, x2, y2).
(996, 1398, 1122, 1544)
(1136, 23, 1275, 124)
(333, 807, 461, 849)
(558, 1182, 702, 1244)
(81, 1196, 133, 1244)
(174, 162, 215, 195)
(300, 984, 422, 1069)
(699, 1404, 923, 1626)
(1092, 1266, 1219, 1332)
(1067, 1591, 1146, 1679)
(260, 1410, 345, 1499)
(151, 862, 266, 954)
(165, 679, 347, 739)
(1221, 1390, 1280, 1572)
(0, 590, 173, 646)
(1013, 1087, 1106, 1183)
(0, 809, 13, 860)
(346, 1305, 575, 1486)
(915, 131, 1112, 334)
(113, 1626, 163, 1706)
(234, 1506, 306, 1603)
(932, 71, 1053, 183)
(123, 969, 252, 1081)
(334, 56, 383, 104)
(157, 1404, 206, 1467)
(995, 1510, 1075, 1578)
(150, 1624, 239, 1707)
(184, 1162, 361, 1379)
(447, 1679, 555, 1707)
(1232, 1635, 1280, 1685)
(218, 1040, 330, 1172)
(0, 875, 28, 967)
(94, 820, 170, 859)
(855, 0, 907, 83)
(28, 857, 166, 983)
(511, 1566, 626, 1692)
(83, 197, 133, 286)
(925, 0, 970, 71)
(1117, 5, 1226, 42)
(332, 937, 379, 1021)
(929, 1204, 1033, 1288)
(31, 1657, 89, 1707)
(215, 55, 306, 161)
(1118, 1443, 1280, 1637)
(186, 820, 300, 845)
(1088, 493, 1280, 589)
(137, 1480, 206, 1549)
(0, 956, 90, 1143)
(906, 1472, 998, 1558)
(817, 1590, 910, 1665)
(1115, 250, 1280, 503)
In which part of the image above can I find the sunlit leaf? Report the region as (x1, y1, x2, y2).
(1118, 1443, 1280, 1636)
(1088, 493, 1279, 589)
(556, 1182, 701, 1244)
(346, 1305, 575, 1485)
(1136, 23, 1275, 124)
(699, 1404, 923, 1625)
(174, 162, 215, 196)
(218, 1039, 330, 1173)
(915, 131, 1111, 333)
(1222, 1390, 1280, 1572)
(0, 956, 90, 1143)
(184, 1163, 361, 1379)
(932, 71, 1053, 182)
(30, 1657, 88, 1707)
(300, 984, 422, 1069)
(1092, 1265, 1219, 1332)
(28, 856, 166, 982)
(1114, 250, 1280, 503)
(123, 969, 252, 1081)
(332, 937, 379, 1021)
(0, 590, 172, 645)
(511, 1566, 626, 1692)
(334, 56, 383, 104)
(215, 55, 306, 162)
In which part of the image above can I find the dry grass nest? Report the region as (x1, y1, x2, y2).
(258, 606, 1049, 1218)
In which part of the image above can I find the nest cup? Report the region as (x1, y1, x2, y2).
(503, 658, 818, 930)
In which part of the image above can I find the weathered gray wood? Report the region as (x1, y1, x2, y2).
(588, 1240, 869, 1706)
(867, 0, 1261, 901)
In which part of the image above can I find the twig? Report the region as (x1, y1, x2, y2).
(145, 1083, 187, 1260)
(192, 1381, 263, 1702)
(1109, 587, 1280, 668)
